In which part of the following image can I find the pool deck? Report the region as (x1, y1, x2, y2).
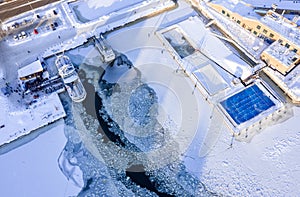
(220, 84, 275, 125)
(218, 81, 284, 136)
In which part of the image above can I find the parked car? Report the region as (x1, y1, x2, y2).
(21, 31, 27, 38)
(33, 29, 38, 34)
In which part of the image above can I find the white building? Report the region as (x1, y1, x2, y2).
(18, 60, 48, 90)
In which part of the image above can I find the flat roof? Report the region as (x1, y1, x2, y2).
(193, 64, 228, 95)
(170, 16, 253, 81)
(18, 60, 43, 78)
(263, 40, 299, 73)
(210, 0, 262, 20)
(243, 0, 300, 10)
(210, 1, 300, 48)
(260, 12, 300, 48)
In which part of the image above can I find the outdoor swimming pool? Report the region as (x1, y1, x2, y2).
(221, 84, 275, 125)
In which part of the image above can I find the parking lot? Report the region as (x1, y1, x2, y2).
(0, 0, 61, 21)
(7, 9, 63, 44)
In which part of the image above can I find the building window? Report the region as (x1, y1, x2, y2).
(222, 10, 225, 14)
(270, 33, 274, 38)
(227, 13, 230, 17)
(256, 25, 261, 29)
(292, 57, 298, 62)
(263, 29, 268, 34)
(253, 31, 258, 35)
(293, 48, 298, 53)
(285, 43, 290, 48)
(237, 20, 241, 24)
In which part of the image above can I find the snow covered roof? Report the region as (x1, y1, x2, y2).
(263, 40, 299, 69)
(200, 33, 253, 80)
(159, 16, 254, 81)
(210, 0, 261, 20)
(243, 0, 300, 10)
(260, 11, 300, 47)
(0, 93, 66, 146)
(18, 60, 43, 79)
(193, 64, 229, 95)
(209, 1, 300, 48)
(264, 66, 300, 103)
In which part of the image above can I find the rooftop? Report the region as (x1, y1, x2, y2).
(264, 64, 300, 103)
(174, 16, 254, 81)
(209, 1, 300, 48)
(261, 11, 300, 47)
(210, 0, 262, 20)
(18, 60, 43, 79)
(193, 64, 229, 96)
(243, 0, 300, 10)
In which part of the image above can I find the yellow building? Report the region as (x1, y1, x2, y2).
(261, 39, 300, 74)
(207, 1, 300, 75)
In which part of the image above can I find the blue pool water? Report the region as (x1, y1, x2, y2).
(221, 84, 275, 125)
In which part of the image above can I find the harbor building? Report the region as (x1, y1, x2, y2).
(207, 1, 300, 75)
(18, 60, 49, 91)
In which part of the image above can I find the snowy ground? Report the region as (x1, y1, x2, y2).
(197, 108, 300, 196)
(0, 120, 81, 197)
(0, 92, 66, 146)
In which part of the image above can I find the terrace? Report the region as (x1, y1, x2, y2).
(262, 40, 300, 74)
(261, 11, 300, 47)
